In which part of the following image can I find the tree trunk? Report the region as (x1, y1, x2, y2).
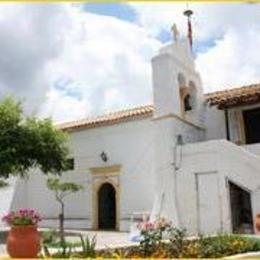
(58, 199, 66, 256)
(59, 201, 65, 254)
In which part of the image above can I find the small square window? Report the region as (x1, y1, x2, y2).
(66, 158, 74, 171)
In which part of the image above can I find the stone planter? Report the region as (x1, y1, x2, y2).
(7, 225, 41, 258)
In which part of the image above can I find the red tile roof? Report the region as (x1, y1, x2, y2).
(57, 105, 154, 131)
(58, 83, 260, 131)
(206, 83, 260, 109)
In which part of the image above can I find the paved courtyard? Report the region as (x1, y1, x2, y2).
(0, 229, 135, 255)
(65, 230, 136, 249)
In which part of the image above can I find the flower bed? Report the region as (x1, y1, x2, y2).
(41, 218, 260, 258)
(43, 234, 260, 258)
(94, 235, 260, 258)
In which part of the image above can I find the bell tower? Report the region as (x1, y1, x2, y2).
(151, 12, 206, 226)
(151, 11, 203, 123)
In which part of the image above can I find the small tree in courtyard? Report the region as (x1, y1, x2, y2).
(46, 178, 84, 249)
(0, 97, 70, 178)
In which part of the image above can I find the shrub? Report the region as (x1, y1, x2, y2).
(195, 234, 260, 258)
(41, 229, 60, 257)
(0, 180, 8, 188)
(137, 217, 171, 257)
(79, 235, 97, 258)
(52, 243, 73, 258)
(167, 227, 188, 257)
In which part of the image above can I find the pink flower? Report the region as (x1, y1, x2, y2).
(1, 208, 42, 226)
(137, 217, 172, 233)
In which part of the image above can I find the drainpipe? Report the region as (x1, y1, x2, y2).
(224, 109, 230, 141)
(173, 135, 183, 227)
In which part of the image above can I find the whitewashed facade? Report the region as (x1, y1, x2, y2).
(2, 37, 260, 235)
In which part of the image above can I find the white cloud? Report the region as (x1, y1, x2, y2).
(41, 87, 87, 123)
(196, 26, 260, 92)
(131, 2, 260, 92)
(0, 3, 71, 113)
(0, 3, 161, 122)
(131, 3, 260, 43)
(1, 3, 260, 122)
(42, 7, 161, 122)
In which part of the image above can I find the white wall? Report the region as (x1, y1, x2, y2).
(205, 106, 226, 141)
(152, 40, 204, 122)
(0, 177, 21, 227)
(176, 140, 260, 235)
(13, 117, 155, 231)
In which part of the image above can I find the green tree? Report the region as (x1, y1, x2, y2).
(46, 178, 84, 251)
(0, 97, 69, 178)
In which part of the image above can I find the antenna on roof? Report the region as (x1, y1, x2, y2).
(183, 8, 193, 51)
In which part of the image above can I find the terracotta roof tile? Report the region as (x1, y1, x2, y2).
(57, 83, 260, 132)
(57, 105, 154, 131)
(206, 83, 260, 109)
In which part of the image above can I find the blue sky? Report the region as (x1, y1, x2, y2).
(84, 3, 137, 23)
(84, 3, 214, 54)
(84, 3, 173, 44)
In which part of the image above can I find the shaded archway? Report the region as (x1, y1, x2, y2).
(229, 181, 253, 234)
(188, 81, 197, 110)
(98, 183, 116, 230)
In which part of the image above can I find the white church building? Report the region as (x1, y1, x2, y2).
(2, 17, 260, 236)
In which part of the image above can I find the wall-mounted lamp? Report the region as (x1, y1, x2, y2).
(173, 135, 184, 171)
(100, 151, 108, 162)
(176, 134, 184, 146)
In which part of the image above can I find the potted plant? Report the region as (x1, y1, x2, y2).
(2, 208, 42, 258)
(255, 214, 260, 232)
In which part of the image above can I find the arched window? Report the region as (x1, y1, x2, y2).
(184, 93, 192, 111)
(178, 76, 198, 116)
(178, 73, 191, 115)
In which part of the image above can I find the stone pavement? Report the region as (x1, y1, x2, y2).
(64, 229, 136, 249)
(0, 245, 5, 255)
(0, 229, 135, 255)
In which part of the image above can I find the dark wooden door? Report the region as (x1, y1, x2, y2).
(243, 108, 260, 144)
(98, 183, 116, 230)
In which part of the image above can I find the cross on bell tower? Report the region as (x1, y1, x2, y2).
(171, 23, 179, 43)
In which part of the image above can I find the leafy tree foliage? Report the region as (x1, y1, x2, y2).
(0, 97, 69, 178)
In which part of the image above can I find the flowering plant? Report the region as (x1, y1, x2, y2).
(137, 221, 155, 232)
(137, 217, 172, 257)
(137, 217, 172, 232)
(2, 208, 42, 226)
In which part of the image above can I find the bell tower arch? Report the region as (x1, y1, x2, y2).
(152, 40, 203, 121)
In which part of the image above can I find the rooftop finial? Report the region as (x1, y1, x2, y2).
(171, 23, 179, 43)
(183, 9, 193, 51)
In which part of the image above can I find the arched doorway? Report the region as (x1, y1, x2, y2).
(98, 183, 116, 230)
